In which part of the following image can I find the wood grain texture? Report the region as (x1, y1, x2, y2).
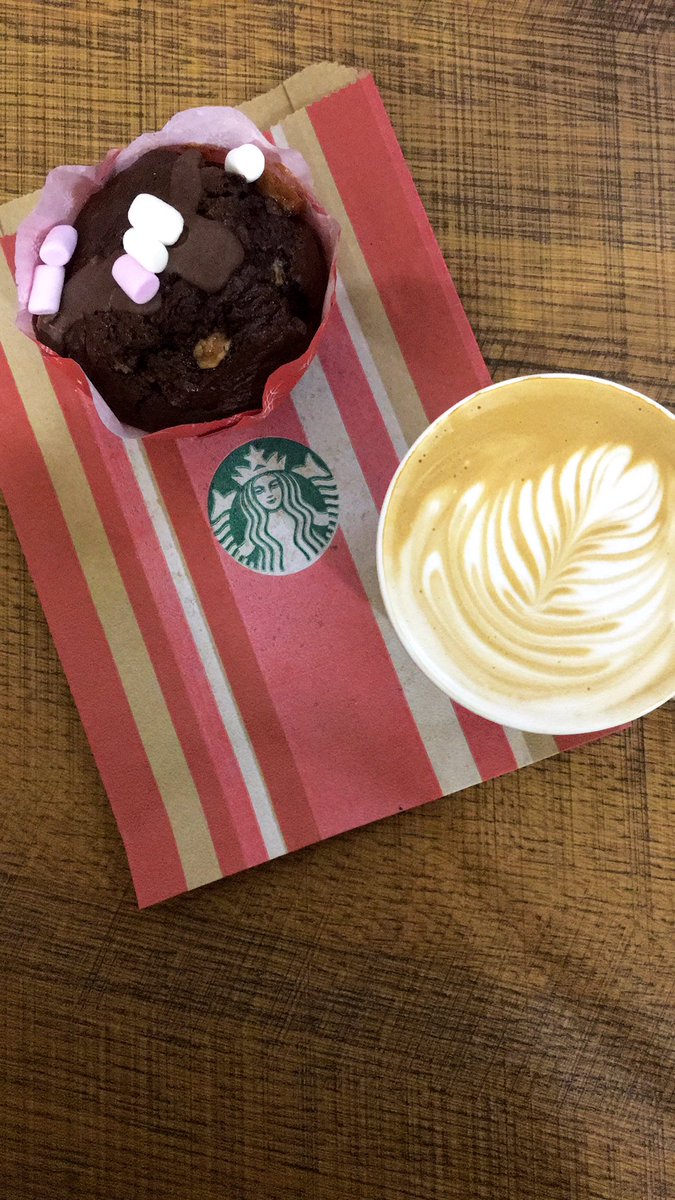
(0, 3, 673, 1198)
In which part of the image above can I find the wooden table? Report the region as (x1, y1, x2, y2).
(1, 3, 673, 1197)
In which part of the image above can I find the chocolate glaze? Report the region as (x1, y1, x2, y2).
(35, 148, 328, 431)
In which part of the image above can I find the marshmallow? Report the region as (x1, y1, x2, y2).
(224, 143, 266, 183)
(39, 224, 78, 267)
(122, 226, 169, 273)
(128, 193, 184, 245)
(112, 255, 160, 304)
(28, 264, 66, 315)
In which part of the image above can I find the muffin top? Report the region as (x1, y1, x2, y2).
(35, 147, 328, 431)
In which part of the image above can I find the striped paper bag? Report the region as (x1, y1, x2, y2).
(0, 64, 611, 906)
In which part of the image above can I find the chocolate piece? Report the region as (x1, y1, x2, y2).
(170, 147, 203, 214)
(35, 147, 328, 431)
(169, 215, 244, 292)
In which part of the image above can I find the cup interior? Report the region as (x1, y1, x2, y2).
(377, 374, 675, 734)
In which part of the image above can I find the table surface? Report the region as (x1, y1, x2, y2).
(1, 3, 673, 1198)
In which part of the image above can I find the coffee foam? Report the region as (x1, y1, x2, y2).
(379, 376, 675, 732)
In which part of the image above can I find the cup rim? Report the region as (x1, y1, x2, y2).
(376, 372, 674, 735)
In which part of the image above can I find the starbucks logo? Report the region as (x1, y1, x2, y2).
(208, 438, 339, 575)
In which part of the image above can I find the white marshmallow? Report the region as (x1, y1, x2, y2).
(224, 143, 266, 183)
(128, 193, 184, 245)
(122, 226, 169, 273)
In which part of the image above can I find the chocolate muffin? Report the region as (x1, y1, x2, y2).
(35, 147, 329, 431)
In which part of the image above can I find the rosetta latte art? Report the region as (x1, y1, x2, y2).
(415, 445, 668, 694)
(380, 375, 675, 731)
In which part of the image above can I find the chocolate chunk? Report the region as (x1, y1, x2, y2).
(169, 215, 244, 293)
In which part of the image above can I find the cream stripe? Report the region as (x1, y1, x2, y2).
(241, 64, 359, 129)
(334, 274, 409, 460)
(127, 440, 287, 859)
(528, 732, 561, 760)
(0, 268, 221, 890)
(512, 730, 560, 764)
(272, 114, 430, 446)
(502, 728, 535, 768)
(292, 358, 481, 794)
(271, 126, 409, 461)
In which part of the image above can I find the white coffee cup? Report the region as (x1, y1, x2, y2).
(377, 374, 675, 734)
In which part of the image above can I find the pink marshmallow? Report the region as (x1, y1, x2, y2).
(28, 264, 66, 315)
(112, 254, 160, 304)
(39, 224, 78, 267)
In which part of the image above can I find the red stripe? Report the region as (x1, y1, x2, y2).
(45, 357, 268, 875)
(315, 312, 522, 820)
(309, 75, 492, 422)
(172, 395, 443, 839)
(452, 704, 519, 780)
(316, 313, 502, 778)
(555, 727, 626, 752)
(0, 341, 186, 907)
(318, 306, 400, 510)
(144, 436, 322, 851)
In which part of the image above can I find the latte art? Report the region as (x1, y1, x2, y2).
(379, 376, 675, 732)
(415, 444, 668, 688)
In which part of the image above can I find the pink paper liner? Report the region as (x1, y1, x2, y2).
(14, 107, 340, 441)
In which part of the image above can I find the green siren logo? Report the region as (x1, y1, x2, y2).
(208, 438, 339, 575)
